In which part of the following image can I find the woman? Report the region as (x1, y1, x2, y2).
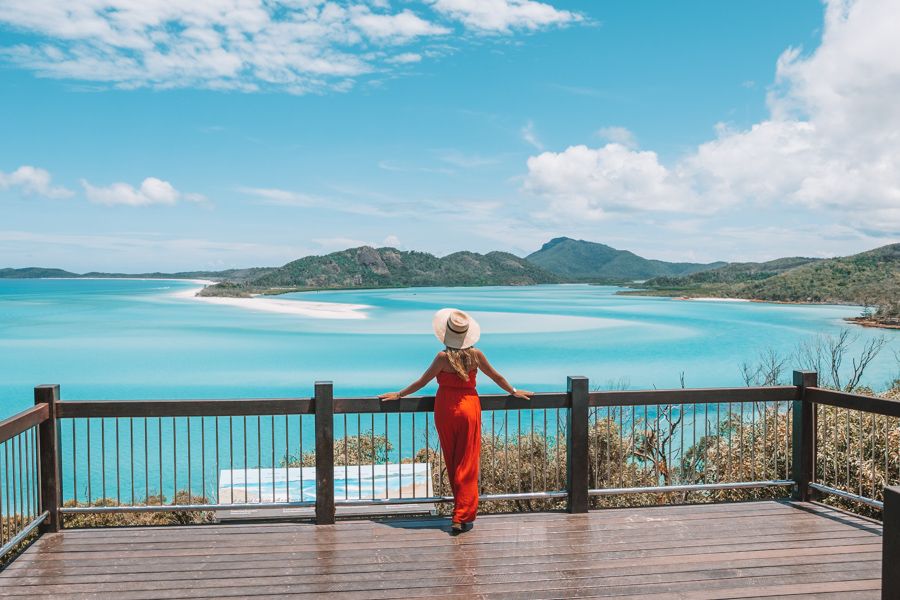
(379, 308, 532, 534)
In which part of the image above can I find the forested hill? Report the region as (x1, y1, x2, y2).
(201, 246, 560, 296)
(634, 243, 900, 326)
(0, 267, 79, 278)
(525, 237, 725, 281)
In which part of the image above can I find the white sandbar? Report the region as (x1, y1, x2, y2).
(173, 286, 370, 320)
(680, 297, 751, 302)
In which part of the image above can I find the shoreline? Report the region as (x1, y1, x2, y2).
(172, 284, 370, 320)
(844, 317, 900, 330)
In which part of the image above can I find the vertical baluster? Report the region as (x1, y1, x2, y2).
(101, 419, 106, 503)
(242, 416, 247, 504)
(144, 419, 149, 505)
(130, 418, 135, 505)
(16, 433, 22, 533)
(555, 408, 561, 492)
(885, 415, 890, 498)
(516, 410, 522, 493)
(3, 441, 8, 542)
(72, 420, 78, 506)
(187, 417, 192, 500)
(215, 417, 221, 504)
(201, 416, 206, 503)
(26, 431, 33, 522)
(227, 418, 234, 504)
(530, 408, 535, 493)
(727, 402, 733, 481)
(605, 407, 611, 488)
(157, 418, 163, 504)
(299, 414, 304, 501)
(762, 401, 768, 480)
(86, 419, 92, 504)
(872, 413, 877, 501)
(372, 414, 377, 500)
(0, 440, 5, 547)
(343, 414, 349, 501)
(543, 409, 548, 494)
(272, 415, 276, 503)
(284, 414, 290, 503)
(357, 413, 362, 499)
(739, 402, 745, 481)
(115, 417, 121, 506)
(504, 411, 509, 493)
(384, 413, 389, 500)
(858, 411, 863, 498)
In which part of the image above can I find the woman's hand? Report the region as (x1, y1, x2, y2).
(378, 392, 401, 401)
(512, 389, 533, 399)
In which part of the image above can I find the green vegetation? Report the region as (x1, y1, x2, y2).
(0, 266, 272, 283)
(525, 237, 725, 282)
(632, 243, 900, 328)
(0, 267, 78, 278)
(202, 246, 560, 295)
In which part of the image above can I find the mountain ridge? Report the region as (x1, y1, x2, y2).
(526, 237, 726, 281)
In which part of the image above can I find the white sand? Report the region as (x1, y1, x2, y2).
(682, 297, 751, 302)
(173, 285, 370, 320)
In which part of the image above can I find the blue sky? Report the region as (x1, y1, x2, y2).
(1, 0, 898, 272)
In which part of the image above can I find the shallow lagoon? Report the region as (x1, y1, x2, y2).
(1, 279, 898, 417)
(3, 279, 898, 503)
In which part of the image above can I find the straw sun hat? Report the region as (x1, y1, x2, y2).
(433, 308, 481, 349)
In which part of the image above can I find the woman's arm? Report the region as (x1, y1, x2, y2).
(378, 353, 445, 401)
(474, 349, 533, 399)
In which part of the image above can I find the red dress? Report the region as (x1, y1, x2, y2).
(434, 369, 481, 523)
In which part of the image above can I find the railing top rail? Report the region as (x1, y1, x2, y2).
(57, 398, 315, 418)
(588, 385, 798, 407)
(55, 392, 570, 418)
(0, 403, 49, 443)
(806, 386, 900, 418)
(51, 386, 803, 419)
(334, 392, 568, 413)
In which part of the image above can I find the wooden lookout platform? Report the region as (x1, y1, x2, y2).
(1, 500, 884, 599)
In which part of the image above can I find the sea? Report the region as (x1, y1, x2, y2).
(1, 279, 897, 504)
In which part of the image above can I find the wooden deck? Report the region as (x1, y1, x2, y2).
(0, 501, 883, 599)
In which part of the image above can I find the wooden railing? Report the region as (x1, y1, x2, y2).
(1, 371, 898, 595)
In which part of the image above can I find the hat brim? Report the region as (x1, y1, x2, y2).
(432, 308, 481, 349)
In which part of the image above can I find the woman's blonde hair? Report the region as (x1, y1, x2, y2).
(445, 347, 478, 380)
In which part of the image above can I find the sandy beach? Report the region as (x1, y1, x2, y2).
(173, 284, 370, 319)
(679, 297, 751, 302)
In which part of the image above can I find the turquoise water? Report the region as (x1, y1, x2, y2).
(2, 279, 898, 505)
(1, 278, 898, 416)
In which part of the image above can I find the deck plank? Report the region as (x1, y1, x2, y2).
(0, 501, 882, 599)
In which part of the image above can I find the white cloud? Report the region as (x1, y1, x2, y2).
(0, 1, 579, 94)
(525, 0, 900, 235)
(350, 7, 449, 42)
(82, 177, 205, 207)
(386, 52, 422, 64)
(521, 120, 543, 150)
(0, 165, 73, 199)
(429, 0, 582, 33)
(383, 234, 401, 247)
(525, 144, 701, 218)
(597, 126, 637, 149)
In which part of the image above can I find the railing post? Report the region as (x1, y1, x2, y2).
(566, 376, 589, 514)
(884, 486, 900, 600)
(791, 370, 817, 502)
(34, 384, 61, 533)
(314, 381, 335, 525)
